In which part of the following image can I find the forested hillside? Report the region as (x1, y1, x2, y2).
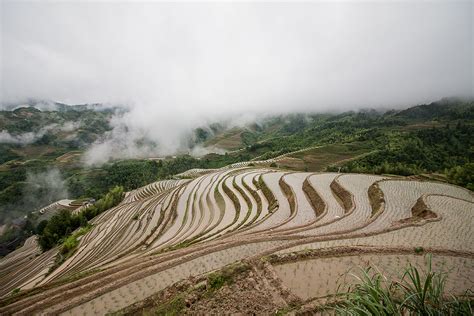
(0, 98, 472, 256)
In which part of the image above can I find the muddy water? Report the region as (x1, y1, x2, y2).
(274, 254, 474, 300)
(300, 174, 383, 236)
(308, 173, 344, 224)
(278, 172, 315, 228)
(359, 180, 474, 234)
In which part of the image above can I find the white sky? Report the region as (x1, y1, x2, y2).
(1, 1, 472, 163)
(2, 1, 472, 110)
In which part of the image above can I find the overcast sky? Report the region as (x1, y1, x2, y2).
(1, 1, 473, 162)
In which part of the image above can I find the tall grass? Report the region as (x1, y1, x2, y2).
(334, 255, 473, 315)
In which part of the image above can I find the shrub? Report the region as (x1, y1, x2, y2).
(414, 246, 424, 254)
(333, 255, 472, 315)
(60, 225, 92, 256)
(153, 294, 186, 316)
(207, 273, 228, 290)
(10, 288, 20, 296)
(61, 234, 79, 255)
(447, 163, 474, 190)
(38, 209, 80, 251)
(35, 220, 48, 235)
(38, 186, 123, 251)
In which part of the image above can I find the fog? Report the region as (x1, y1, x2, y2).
(0, 122, 81, 144)
(1, 1, 472, 163)
(23, 168, 69, 211)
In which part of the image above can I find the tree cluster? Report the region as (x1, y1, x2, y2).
(37, 186, 124, 251)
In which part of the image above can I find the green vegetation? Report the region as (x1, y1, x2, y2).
(10, 288, 20, 296)
(61, 225, 93, 255)
(207, 272, 232, 291)
(37, 186, 123, 251)
(202, 127, 245, 150)
(332, 255, 472, 315)
(219, 98, 473, 190)
(414, 247, 424, 254)
(153, 294, 187, 316)
(45, 224, 95, 273)
(0, 105, 115, 226)
(0, 98, 472, 257)
(332, 123, 473, 177)
(2, 99, 472, 227)
(446, 163, 474, 190)
(66, 154, 252, 201)
(37, 209, 83, 251)
(286, 142, 374, 171)
(80, 186, 124, 221)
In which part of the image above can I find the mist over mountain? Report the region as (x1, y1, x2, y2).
(1, 97, 472, 167)
(2, 1, 472, 163)
(1, 2, 473, 313)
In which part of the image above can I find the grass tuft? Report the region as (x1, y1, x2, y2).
(10, 288, 20, 296)
(414, 247, 424, 254)
(151, 294, 186, 316)
(333, 254, 473, 315)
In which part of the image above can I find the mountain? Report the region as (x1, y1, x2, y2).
(1, 99, 123, 112)
(0, 98, 472, 314)
(0, 98, 472, 253)
(395, 98, 474, 121)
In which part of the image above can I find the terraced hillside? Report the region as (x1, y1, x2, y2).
(0, 167, 472, 314)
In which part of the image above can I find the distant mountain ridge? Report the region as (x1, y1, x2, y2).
(1, 99, 124, 112)
(395, 98, 474, 120)
(0, 97, 472, 259)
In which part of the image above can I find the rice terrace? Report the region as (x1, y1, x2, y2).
(1, 160, 473, 314)
(1, 1, 473, 315)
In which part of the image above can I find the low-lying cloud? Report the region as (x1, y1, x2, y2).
(82, 109, 266, 165)
(0, 130, 39, 144)
(0, 168, 71, 224)
(0, 124, 54, 145)
(2, 2, 472, 163)
(23, 168, 69, 209)
(0, 121, 82, 145)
